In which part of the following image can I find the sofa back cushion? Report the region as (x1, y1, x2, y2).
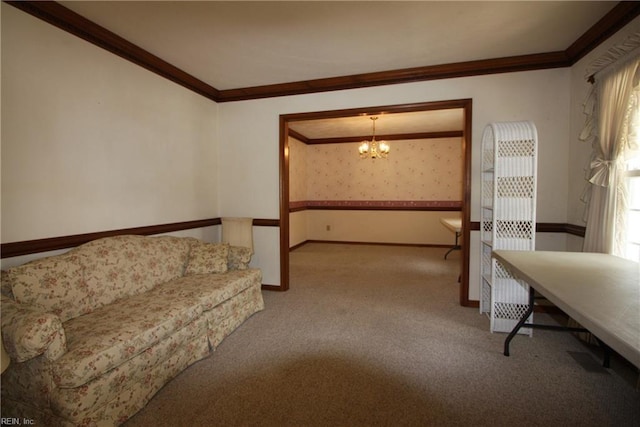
(227, 246, 252, 270)
(185, 242, 229, 275)
(77, 235, 191, 310)
(6, 253, 92, 322)
(1, 270, 14, 298)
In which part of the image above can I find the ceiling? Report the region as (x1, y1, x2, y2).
(60, 1, 616, 91)
(21, 1, 633, 138)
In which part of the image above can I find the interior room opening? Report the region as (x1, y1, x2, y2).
(280, 100, 473, 306)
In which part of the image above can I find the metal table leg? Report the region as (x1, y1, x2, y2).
(502, 287, 603, 364)
(595, 337, 612, 368)
(504, 285, 535, 357)
(444, 231, 461, 259)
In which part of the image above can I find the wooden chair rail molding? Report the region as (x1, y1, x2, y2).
(2, 220, 584, 259)
(289, 200, 463, 212)
(1, 218, 279, 259)
(469, 221, 586, 238)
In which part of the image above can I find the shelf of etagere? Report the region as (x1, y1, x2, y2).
(479, 121, 537, 334)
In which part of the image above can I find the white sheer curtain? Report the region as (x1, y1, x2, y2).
(582, 57, 640, 255)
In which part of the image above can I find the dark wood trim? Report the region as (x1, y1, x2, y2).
(289, 241, 308, 252)
(289, 200, 462, 212)
(565, 1, 640, 64)
(298, 206, 462, 212)
(261, 284, 283, 292)
(289, 216, 586, 237)
(533, 222, 587, 236)
(285, 100, 472, 123)
(536, 222, 567, 233)
(1, 217, 280, 259)
(9, 1, 636, 102)
(460, 100, 473, 307)
(292, 205, 462, 212)
(279, 116, 291, 291)
(219, 52, 570, 102)
(253, 218, 280, 227)
(287, 129, 309, 144)
(470, 221, 586, 237)
(564, 223, 587, 238)
(1, 218, 220, 258)
(5, 1, 220, 102)
(303, 130, 464, 145)
(537, 222, 585, 237)
(291, 240, 451, 250)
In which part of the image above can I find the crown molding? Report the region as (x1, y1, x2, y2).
(217, 52, 570, 102)
(565, 1, 640, 62)
(6, 1, 639, 102)
(292, 130, 464, 145)
(5, 0, 220, 101)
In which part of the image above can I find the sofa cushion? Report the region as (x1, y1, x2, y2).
(51, 316, 209, 421)
(153, 268, 262, 311)
(185, 242, 229, 275)
(53, 291, 203, 388)
(77, 235, 191, 310)
(6, 253, 92, 322)
(1, 270, 14, 299)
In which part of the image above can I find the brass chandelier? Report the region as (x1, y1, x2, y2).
(358, 116, 390, 159)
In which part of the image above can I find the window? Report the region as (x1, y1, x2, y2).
(582, 58, 639, 257)
(625, 162, 640, 261)
(622, 88, 640, 261)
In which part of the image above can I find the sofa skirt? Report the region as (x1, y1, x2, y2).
(206, 284, 265, 349)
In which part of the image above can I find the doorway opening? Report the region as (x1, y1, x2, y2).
(279, 99, 473, 306)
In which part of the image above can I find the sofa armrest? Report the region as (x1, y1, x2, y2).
(1, 294, 67, 362)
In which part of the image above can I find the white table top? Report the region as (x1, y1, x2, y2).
(440, 218, 462, 233)
(492, 250, 640, 368)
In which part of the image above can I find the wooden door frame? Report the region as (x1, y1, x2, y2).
(279, 99, 473, 306)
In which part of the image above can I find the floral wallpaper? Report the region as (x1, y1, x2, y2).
(290, 138, 308, 202)
(289, 137, 462, 206)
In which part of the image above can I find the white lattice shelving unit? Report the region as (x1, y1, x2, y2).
(480, 121, 538, 334)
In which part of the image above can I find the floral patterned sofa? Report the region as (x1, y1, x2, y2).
(0, 234, 264, 426)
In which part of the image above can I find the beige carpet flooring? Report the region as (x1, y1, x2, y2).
(125, 243, 640, 426)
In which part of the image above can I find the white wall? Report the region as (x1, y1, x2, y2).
(6, 4, 636, 295)
(1, 5, 219, 248)
(290, 210, 308, 247)
(219, 68, 572, 295)
(220, 68, 572, 217)
(288, 130, 464, 249)
(290, 210, 460, 247)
